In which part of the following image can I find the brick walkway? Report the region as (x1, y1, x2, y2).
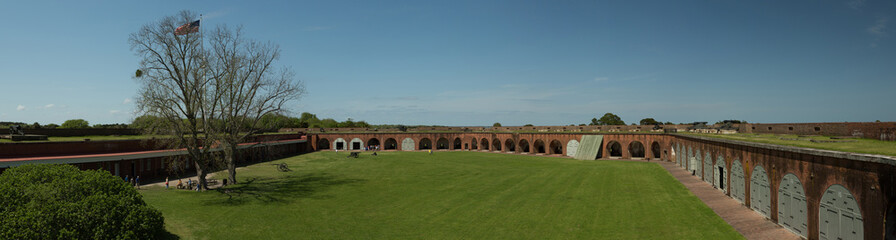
(653, 160, 802, 240)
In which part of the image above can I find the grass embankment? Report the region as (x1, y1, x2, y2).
(0, 135, 159, 143)
(679, 132, 896, 157)
(141, 151, 742, 239)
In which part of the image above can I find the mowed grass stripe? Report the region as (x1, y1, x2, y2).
(141, 151, 743, 239)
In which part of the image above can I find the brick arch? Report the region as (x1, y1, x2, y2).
(629, 141, 645, 158)
(518, 139, 530, 153)
(504, 138, 516, 152)
(549, 139, 562, 155)
(436, 137, 449, 150)
(384, 138, 398, 150)
(367, 138, 380, 149)
(419, 138, 432, 150)
(453, 137, 462, 150)
(534, 139, 546, 153)
(481, 138, 489, 150)
(492, 138, 501, 151)
(317, 138, 330, 150)
(650, 141, 661, 159)
(606, 140, 622, 157)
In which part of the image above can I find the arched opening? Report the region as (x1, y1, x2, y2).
(481, 138, 489, 150)
(401, 138, 415, 151)
(317, 138, 330, 150)
(566, 140, 579, 157)
(492, 138, 501, 151)
(436, 138, 449, 150)
(504, 139, 516, 152)
(384, 138, 398, 150)
(651, 142, 661, 159)
(334, 138, 347, 150)
(519, 139, 530, 153)
(453, 138, 462, 149)
(629, 141, 645, 158)
(713, 155, 727, 193)
(607, 141, 622, 157)
(368, 138, 380, 150)
(534, 139, 546, 153)
(820, 184, 863, 240)
(778, 173, 808, 238)
(350, 138, 363, 150)
(549, 140, 562, 155)
(420, 138, 432, 150)
(471, 139, 478, 150)
(730, 159, 745, 203)
(750, 165, 771, 218)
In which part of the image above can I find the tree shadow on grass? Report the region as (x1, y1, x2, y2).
(206, 173, 365, 206)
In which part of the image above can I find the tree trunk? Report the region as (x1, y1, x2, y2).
(225, 144, 238, 185)
(194, 160, 208, 191)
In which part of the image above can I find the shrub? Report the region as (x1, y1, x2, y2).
(0, 164, 164, 239)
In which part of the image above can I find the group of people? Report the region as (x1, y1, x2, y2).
(365, 145, 380, 151)
(123, 175, 141, 189)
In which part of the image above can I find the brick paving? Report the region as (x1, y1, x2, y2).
(653, 160, 802, 240)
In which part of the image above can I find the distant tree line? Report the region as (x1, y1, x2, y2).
(0, 120, 129, 130)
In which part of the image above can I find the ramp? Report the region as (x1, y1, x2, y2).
(573, 135, 603, 160)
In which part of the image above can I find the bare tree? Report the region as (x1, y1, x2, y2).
(206, 25, 305, 184)
(129, 11, 220, 190)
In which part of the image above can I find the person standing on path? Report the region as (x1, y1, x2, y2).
(165, 177, 169, 189)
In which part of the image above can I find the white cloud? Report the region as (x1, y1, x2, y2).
(109, 110, 121, 114)
(16, 105, 25, 111)
(44, 104, 55, 108)
(593, 77, 609, 82)
(868, 17, 887, 36)
(123, 98, 132, 104)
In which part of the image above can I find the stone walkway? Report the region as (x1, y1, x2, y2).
(652, 160, 802, 240)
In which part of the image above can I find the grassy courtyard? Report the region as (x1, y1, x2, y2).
(141, 151, 742, 239)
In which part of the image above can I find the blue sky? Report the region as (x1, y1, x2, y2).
(1, 1, 894, 126)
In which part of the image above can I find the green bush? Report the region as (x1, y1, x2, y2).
(0, 164, 164, 239)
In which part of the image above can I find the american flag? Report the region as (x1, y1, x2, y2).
(175, 20, 200, 35)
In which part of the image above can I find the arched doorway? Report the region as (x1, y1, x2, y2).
(384, 138, 398, 150)
(819, 184, 863, 240)
(471, 139, 478, 150)
(651, 142, 661, 159)
(713, 155, 727, 193)
(453, 138, 462, 149)
(350, 138, 363, 150)
(492, 138, 501, 151)
(401, 138, 415, 151)
(420, 138, 432, 150)
(334, 138, 347, 150)
(368, 138, 380, 150)
(607, 141, 622, 157)
(629, 141, 645, 158)
(534, 139, 546, 153)
(318, 138, 330, 150)
(566, 140, 579, 157)
(519, 139, 530, 153)
(436, 138, 449, 150)
(504, 139, 516, 152)
(778, 173, 808, 238)
(481, 138, 489, 150)
(730, 159, 745, 203)
(750, 165, 771, 218)
(549, 140, 562, 155)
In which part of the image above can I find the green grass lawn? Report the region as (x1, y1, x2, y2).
(141, 151, 741, 239)
(679, 132, 896, 157)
